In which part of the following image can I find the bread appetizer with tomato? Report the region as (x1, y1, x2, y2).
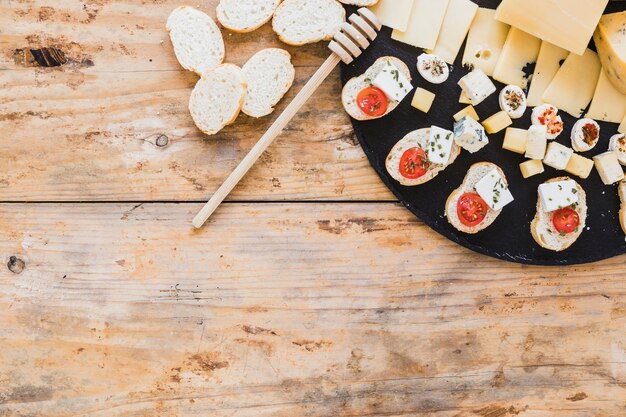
(531, 177, 587, 252)
(342, 57, 413, 121)
(386, 127, 461, 186)
(619, 180, 626, 235)
(446, 163, 514, 234)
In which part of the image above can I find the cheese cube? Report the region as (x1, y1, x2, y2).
(453, 105, 480, 122)
(565, 154, 595, 179)
(619, 115, 626, 135)
(427, 126, 455, 165)
(411, 88, 436, 113)
(538, 180, 580, 213)
(458, 69, 496, 106)
(543, 142, 574, 170)
(459, 90, 472, 104)
(520, 160, 545, 179)
(373, 63, 413, 102)
(525, 125, 548, 160)
(453, 116, 489, 153)
(369, 0, 415, 32)
(482, 111, 512, 134)
(593, 151, 625, 185)
(502, 128, 527, 154)
(475, 168, 514, 211)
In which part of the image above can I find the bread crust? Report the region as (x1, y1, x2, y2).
(272, 0, 346, 46)
(216, 0, 282, 33)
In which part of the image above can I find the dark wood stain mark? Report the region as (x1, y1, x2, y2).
(317, 218, 386, 234)
(292, 339, 332, 352)
(346, 348, 363, 374)
(473, 405, 526, 417)
(186, 353, 228, 374)
(566, 392, 588, 402)
(233, 339, 274, 355)
(7, 256, 26, 274)
(0, 385, 54, 404)
(240, 325, 277, 336)
(18, 47, 67, 67)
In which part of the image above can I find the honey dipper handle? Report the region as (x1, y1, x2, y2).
(192, 54, 342, 229)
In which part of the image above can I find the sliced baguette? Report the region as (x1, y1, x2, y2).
(531, 177, 587, 252)
(272, 0, 345, 46)
(342, 57, 411, 121)
(216, 0, 282, 33)
(242, 48, 295, 118)
(446, 163, 508, 234)
(167, 6, 225, 75)
(189, 64, 247, 136)
(338, 0, 379, 5)
(619, 180, 626, 234)
(386, 128, 461, 186)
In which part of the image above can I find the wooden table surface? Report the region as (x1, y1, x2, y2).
(1, 1, 625, 415)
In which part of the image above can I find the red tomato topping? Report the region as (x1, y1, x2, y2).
(399, 147, 429, 179)
(457, 193, 489, 227)
(582, 123, 599, 145)
(357, 87, 388, 117)
(552, 207, 580, 235)
(537, 107, 563, 136)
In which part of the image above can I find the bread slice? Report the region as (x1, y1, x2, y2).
(167, 6, 225, 75)
(619, 180, 626, 234)
(272, 0, 346, 46)
(242, 48, 295, 118)
(342, 57, 411, 121)
(446, 163, 508, 234)
(531, 177, 588, 252)
(386, 128, 461, 186)
(216, 0, 281, 33)
(189, 64, 247, 135)
(338, 0, 379, 5)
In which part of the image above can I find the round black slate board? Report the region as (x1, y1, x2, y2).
(341, 1, 626, 265)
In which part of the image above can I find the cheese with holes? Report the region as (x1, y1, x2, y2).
(527, 42, 569, 107)
(493, 28, 541, 89)
(392, 0, 449, 50)
(594, 152, 625, 185)
(482, 111, 512, 134)
(594, 11, 626, 95)
(462, 8, 510, 76)
(520, 160, 544, 179)
(565, 154, 595, 179)
(586, 70, 626, 123)
(542, 49, 602, 118)
(369, 0, 415, 32)
(453, 105, 479, 122)
(503, 128, 527, 154)
(494, 0, 609, 56)
(427, 0, 478, 64)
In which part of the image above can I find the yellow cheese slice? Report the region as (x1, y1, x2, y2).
(594, 11, 626, 95)
(492, 28, 541, 89)
(368, 0, 415, 32)
(527, 42, 569, 108)
(427, 0, 478, 65)
(494, 0, 609, 56)
(542, 49, 602, 118)
(392, 0, 449, 50)
(586, 70, 626, 124)
(462, 8, 510, 76)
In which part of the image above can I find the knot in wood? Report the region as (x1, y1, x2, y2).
(7, 256, 25, 274)
(155, 135, 169, 147)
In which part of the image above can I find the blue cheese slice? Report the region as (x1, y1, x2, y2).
(453, 116, 489, 153)
(538, 180, 579, 212)
(475, 168, 514, 211)
(427, 126, 455, 165)
(543, 142, 573, 170)
(458, 69, 497, 106)
(372, 62, 413, 102)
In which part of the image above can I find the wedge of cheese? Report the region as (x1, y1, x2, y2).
(492, 28, 540, 89)
(462, 8, 510, 76)
(542, 49, 602, 118)
(391, 0, 449, 50)
(427, 0, 478, 65)
(586, 70, 626, 124)
(594, 11, 626, 95)
(527, 42, 569, 108)
(494, 0, 609, 56)
(369, 0, 415, 32)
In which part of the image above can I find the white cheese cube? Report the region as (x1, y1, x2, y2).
(453, 116, 489, 153)
(543, 142, 573, 170)
(525, 125, 548, 160)
(458, 69, 497, 106)
(427, 126, 455, 165)
(475, 168, 514, 211)
(373, 63, 413, 102)
(538, 180, 580, 213)
(593, 152, 625, 185)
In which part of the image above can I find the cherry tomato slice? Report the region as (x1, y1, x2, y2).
(357, 87, 388, 117)
(552, 207, 580, 235)
(457, 193, 489, 227)
(399, 147, 429, 179)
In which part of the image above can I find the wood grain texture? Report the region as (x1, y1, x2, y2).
(1, 203, 625, 416)
(0, 0, 392, 202)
